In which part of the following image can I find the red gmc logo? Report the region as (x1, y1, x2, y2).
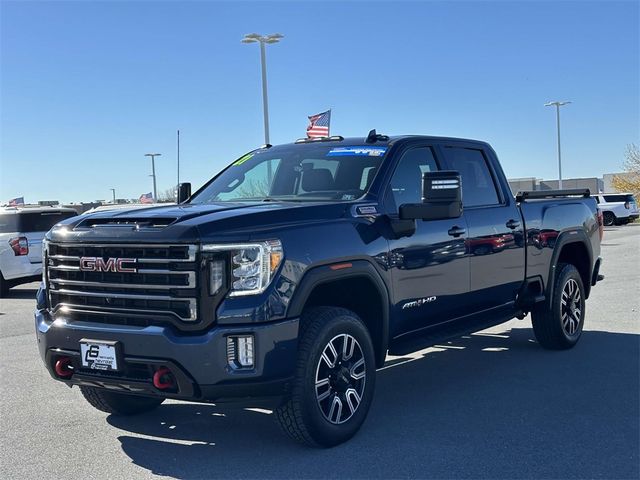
(79, 257, 137, 273)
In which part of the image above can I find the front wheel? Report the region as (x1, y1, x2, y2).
(275, 307, 376, 447)
(80, 386, 164, 415)
(531, 263, 585, 350)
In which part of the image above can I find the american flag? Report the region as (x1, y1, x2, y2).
(8, 197, 24, 206)
(306, 110, 331, 138)
(139, 192, 154, 204)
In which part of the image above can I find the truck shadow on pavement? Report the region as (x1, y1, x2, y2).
(107, 327, 639, 479)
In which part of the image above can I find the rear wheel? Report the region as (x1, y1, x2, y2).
(532, 263, 585, 350)
(80, 386, 164, 415)
(275, 307, 376, 447)
(602, 211, 615, 226)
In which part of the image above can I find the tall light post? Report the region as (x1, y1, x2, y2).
(144, 153, 161, 201)
(176, 130, 180, 202)
(109, 188, 116, 204)
(545, 100, 571, 189)
(241, 33, 283, 146)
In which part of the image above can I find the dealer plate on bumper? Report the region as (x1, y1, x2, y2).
(80, 339, 120, 371)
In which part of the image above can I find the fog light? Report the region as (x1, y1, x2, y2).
(227, 335, 254, 369)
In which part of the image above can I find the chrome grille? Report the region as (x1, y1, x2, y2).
(46, 243, 198, 323)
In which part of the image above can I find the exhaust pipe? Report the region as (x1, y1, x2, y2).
(54, 357, 74, 378)
(153, 367, 176, 390)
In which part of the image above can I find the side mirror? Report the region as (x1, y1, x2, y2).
(177, 182, 191, 204)
(399, 171, 462, 220)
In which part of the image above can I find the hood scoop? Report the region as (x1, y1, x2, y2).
(78, 217, 178, 229)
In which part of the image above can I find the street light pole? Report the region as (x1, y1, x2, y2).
(545, 101, 571, 189)
(242, 33, 283, 145)
(259, 41, 270, 145)
(177, 130, 180, 202)
(109, 188, 116, 204)
(144, 153, 161, 201)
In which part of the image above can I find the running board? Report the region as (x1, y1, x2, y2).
(388, 312, 517, 356)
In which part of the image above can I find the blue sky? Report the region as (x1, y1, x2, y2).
(1, 0, 638, 203)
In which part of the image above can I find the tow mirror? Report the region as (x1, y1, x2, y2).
(177, 182, 191, 204)
(399, 171, 462, 220)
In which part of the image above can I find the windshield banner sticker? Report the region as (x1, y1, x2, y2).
(233, 153, 254, 166)
(327, 146, 387, 157)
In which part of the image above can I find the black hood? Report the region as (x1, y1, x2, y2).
(48, 201, 352, 244)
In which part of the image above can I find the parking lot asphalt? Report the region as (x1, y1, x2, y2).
(0, 224, 638, 480)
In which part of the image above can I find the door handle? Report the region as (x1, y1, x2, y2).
(506, 219, 521, 230)
(447, 226, 466, 237)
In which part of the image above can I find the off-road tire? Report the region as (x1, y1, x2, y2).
(532, 263, 585, 350)
(275, 307, 376, 447)
(602, 211, 615, 226)
(80, 386, 164, 415)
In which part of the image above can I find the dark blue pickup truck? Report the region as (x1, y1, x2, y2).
(35, 131, 603, 447)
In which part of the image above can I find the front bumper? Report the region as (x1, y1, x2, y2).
(35, 309, 299, 402)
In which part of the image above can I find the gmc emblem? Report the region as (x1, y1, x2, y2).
(79, 257, 137, 273)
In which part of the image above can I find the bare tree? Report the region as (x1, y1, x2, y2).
(156, 187, 177, 203)
(612, 144, 640, 198)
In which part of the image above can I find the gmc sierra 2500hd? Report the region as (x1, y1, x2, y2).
(35, 131, 603, 447)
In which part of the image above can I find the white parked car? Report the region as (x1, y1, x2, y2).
(0, 206, 77, 296)
(592, 193, 639, 226)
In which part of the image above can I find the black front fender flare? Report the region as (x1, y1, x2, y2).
(287, 260, 390, 367)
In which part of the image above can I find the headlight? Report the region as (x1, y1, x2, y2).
(202, 240, 283, 296)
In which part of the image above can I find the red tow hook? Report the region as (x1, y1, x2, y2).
(153, 367, 175, 390)
(54, 357, 74, 378)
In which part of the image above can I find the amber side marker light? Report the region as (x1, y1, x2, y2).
(330, 262, 353, 271)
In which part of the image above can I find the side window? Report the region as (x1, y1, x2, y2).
(444, 147, 500, 207)
(388, 147, 438, 208)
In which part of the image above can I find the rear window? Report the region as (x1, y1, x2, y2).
(603, 194, 634, 203)
(0, 211, 76, 233)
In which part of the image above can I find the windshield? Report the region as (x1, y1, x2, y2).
(190, 144, 388, 204)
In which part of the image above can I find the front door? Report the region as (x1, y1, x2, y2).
(383, 144, 470, 337)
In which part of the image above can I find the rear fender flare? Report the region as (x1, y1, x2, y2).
(546, 229, 593, 306)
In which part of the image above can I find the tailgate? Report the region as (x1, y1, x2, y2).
(25, 231, 45, 263)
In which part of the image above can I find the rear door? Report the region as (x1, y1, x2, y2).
(441, 144, 525, 313)
(18, 211, 77, 263)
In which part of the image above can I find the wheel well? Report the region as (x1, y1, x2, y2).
(557, 242, 591, 297)
(304, 276, 387, 368)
